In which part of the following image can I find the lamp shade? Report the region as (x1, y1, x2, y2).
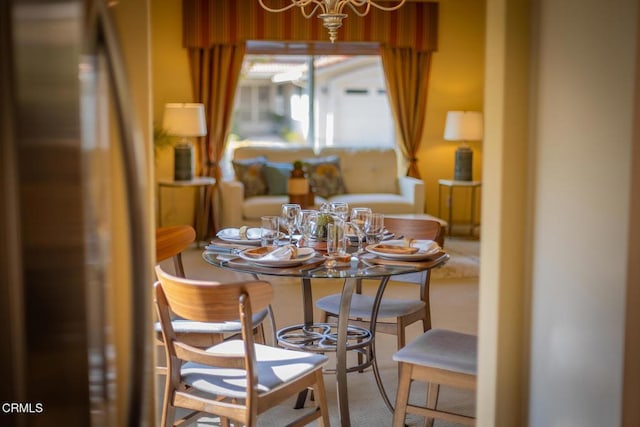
(443, 111, 483, 141)
(162, 103, 207, 137)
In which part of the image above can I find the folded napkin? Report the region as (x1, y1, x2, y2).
(373, 239, 440, 255)
(409, 239, 440, 253)
(217, 227, 261, 240)
(373, 245, 419, 255)
(257, 245, 297, 261)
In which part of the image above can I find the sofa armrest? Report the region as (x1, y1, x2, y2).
(398, 176, 425, 214)
(219, 180, 245, 228)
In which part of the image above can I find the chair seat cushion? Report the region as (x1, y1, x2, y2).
(393, 329, 477, 375)
(319, 147, 398, 194)
(181, 340, 328, 399)
(327, 193, 414, 214)
(242, 195, 330, 221)
(155, 308, 269, 334)
(315, 293, 425, 319)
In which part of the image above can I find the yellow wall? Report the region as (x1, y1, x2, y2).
(149, 0, 486, 229)
(422, 0, 485, 222)
(152, 0, 198, 228)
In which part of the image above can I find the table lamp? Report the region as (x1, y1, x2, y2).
(443, 110, 483, 181)
(162, 103, 207, 181)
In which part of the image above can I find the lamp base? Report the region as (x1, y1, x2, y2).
(174, 143, 195, 181)
(454, 145, 473, 181)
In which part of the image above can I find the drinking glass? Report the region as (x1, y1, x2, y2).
(326, 221, 347, 268)
(329, 201, 349, 222)
(260, 215, 279, 247)
(349, 207, 371, 253)
(364, 213, 385, 244)
(297, 209, 318, 247)
(281, 203, 301, 244)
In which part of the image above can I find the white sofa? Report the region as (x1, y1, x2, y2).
(219, 146, 425, 228)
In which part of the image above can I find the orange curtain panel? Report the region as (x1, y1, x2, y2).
(188, 44, 245, 181)
(381, 46, 433, 178)
(187, 44, 245, 233)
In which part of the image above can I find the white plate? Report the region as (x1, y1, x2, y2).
(216, 227, 262, 245)
(238, 247, 316, 267)
(365, 240, 442, 261)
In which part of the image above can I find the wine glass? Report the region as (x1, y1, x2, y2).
(281, 203, 301, 244)
(349, 207, 371, 253)
(297, 209, 318, 247)
(319, 202, 331, 214)
(329, 201, 349, 222)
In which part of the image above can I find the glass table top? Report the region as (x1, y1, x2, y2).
(202, 250, 449, 279)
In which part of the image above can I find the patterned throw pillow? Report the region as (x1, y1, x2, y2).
(232, 157, 267, 198)
(263, 161, 294, 195)
(303, 156, 346, 198)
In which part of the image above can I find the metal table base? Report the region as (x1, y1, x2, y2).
(291, 276, 397, 426)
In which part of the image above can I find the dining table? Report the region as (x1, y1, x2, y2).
(202, 238, 449, 427)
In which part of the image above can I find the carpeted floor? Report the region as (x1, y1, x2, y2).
(432, 237, 480, 280)
(156, 237, 479, 426)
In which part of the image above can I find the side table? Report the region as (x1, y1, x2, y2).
(157, 177, 216, 243)
(438, 179, 482, 238)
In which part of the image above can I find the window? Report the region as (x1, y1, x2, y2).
(229, 53, 395, 150)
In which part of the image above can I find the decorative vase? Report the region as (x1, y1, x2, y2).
(174, 142, 194, 181)
(288, 160, 310, 207)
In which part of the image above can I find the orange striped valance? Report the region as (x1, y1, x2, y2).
(183, 0, 438, 51)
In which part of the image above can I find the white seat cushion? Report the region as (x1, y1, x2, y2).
(155, 309, 269, 334)
(242, 195, 329, 220)
(315, 293, 425, 319)
(328, 193, 414, 214)
(319, 147, 398, 194)
(393, 329, 477, 375)
(242, 195, 290, 220)
(181, 340, 328, 399)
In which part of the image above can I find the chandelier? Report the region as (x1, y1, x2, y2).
(257, 0, 407, 43)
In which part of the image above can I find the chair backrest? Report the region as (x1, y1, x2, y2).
(155, 225, 196, 277)
(383, 218, 443, 332)
(384, 218, 444, 248)
(155, 265, 273, 324)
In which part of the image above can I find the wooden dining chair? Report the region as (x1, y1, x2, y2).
(392, 328, 477, 427)
(156, 224, 196, 278)
(154, 266, 330, 427)
(315, 218, 445, 359)
(155, 225, 272, 353)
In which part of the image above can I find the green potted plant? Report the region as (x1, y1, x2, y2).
(153, 123, 174, 156)
(313, 212, 334, 241)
